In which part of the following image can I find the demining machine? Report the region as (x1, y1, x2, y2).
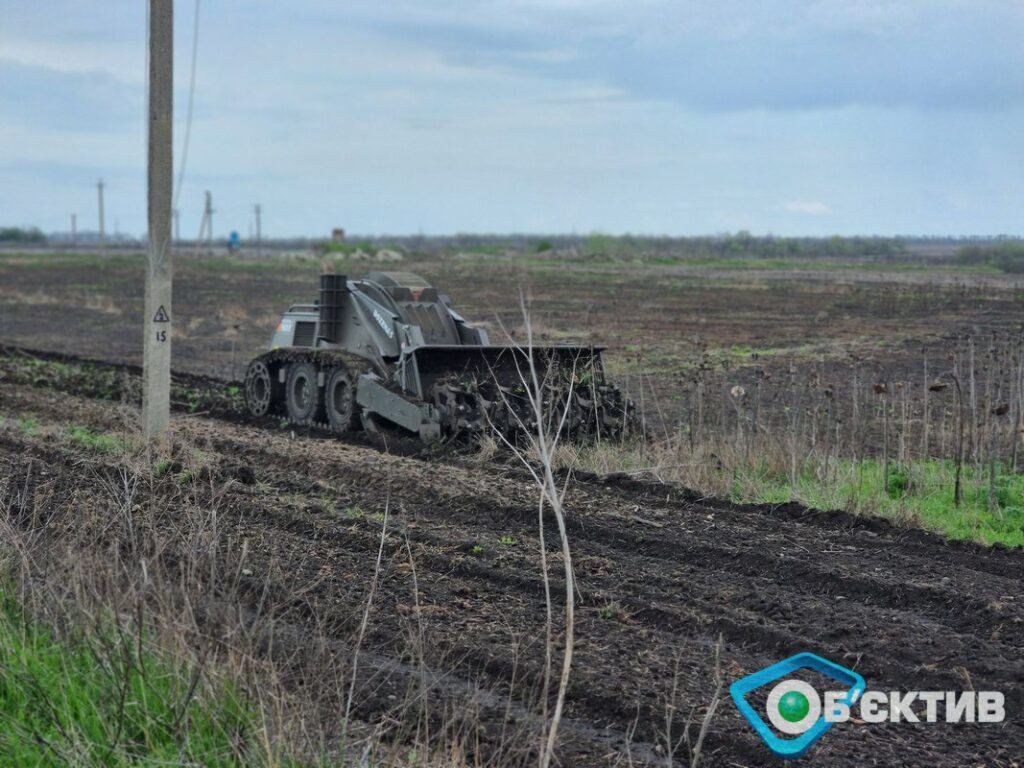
(243, 272, 633, 443)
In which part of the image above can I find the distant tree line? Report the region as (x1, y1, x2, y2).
(956, 242, 1024, 273)
(371, 232, 912, 261)
(0, 226, 46, 244)
(572, 232, 909, 261)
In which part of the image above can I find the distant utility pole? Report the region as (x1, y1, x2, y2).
(71, 213, 77, 246)
(196, 190, 214, 254)
(254, 203, 262, 256)
(143, 0, 173, 441)
(205, 191, 213, 250)
(97, 179, 105, 251)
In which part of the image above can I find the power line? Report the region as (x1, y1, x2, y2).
(173, 0, 201, 211)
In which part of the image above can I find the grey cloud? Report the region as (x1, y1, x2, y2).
(362, 4, 1024, 112)
(0, 59, 141, 131)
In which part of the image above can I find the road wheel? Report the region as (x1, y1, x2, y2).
(285, 361, 320, 425)
(324, 365, 359, 433)
(244, 360, 273, 417)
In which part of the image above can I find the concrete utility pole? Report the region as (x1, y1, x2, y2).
(71, 213, 77, 246)
(97, 179, 105, 250)
(254, 203, 262, 256)
(143, 0, 173, 441)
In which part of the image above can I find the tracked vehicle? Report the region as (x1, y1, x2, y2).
(244, 272, 632, 443)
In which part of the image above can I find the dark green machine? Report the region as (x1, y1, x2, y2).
(244, 272, 632, 443)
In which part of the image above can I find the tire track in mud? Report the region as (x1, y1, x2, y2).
(1, 357, 1022, 767)
(577, 470, 1024, 580)
(203, 426, 1022, 652)
(236, 449, 1020, 665)
(220, 439, 1021, 727)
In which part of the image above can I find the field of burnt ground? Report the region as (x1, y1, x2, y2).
(0, 245, 1022, 766)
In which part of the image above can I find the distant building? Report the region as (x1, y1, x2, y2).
(331, 228, 346, 243)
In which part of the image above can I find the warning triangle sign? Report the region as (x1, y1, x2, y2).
(153, 305, 170, 323)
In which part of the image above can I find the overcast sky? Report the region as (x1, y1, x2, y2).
(2, 1, 1023, 237)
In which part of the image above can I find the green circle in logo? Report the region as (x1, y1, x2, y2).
(778, 690, 810, 723)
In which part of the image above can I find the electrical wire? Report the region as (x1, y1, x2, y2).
(174, 0, 201, 211)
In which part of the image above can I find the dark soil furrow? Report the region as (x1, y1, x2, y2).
(215, 434, 1021, 651)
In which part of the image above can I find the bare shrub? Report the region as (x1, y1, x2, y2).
(489, 292, 580, 768)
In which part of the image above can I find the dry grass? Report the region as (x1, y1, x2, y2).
(533, 330, 1024, 545)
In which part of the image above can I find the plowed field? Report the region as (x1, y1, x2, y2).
(1, 350, 1020, 767)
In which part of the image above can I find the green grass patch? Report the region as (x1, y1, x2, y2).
(0, 586, 260, 766)
(730, 458, 1024, 547)
(703, 342, 834, 364)
(0, 251, 143, 271)
(640, 255, 1001, 274)
(64, 425, 127, 454)
(598, 602, 625, 622)
(16, 417, 39, 434)
(187, 254, 310, 273)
